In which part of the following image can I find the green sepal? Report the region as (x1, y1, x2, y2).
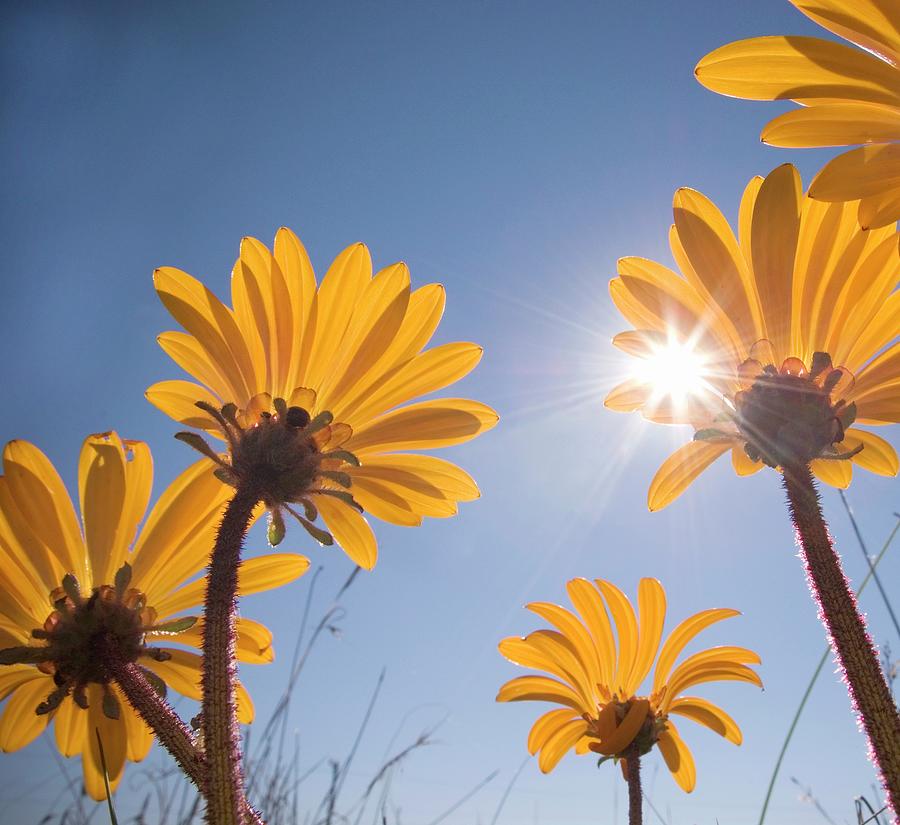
(837, 401, 857, 429)
(150, 616, 198, 635)
(62, 573, 81, 603)
(267, 509, 286, 547)
(319, 469, 352, 488)
(102, 690, 121, 720)
(175, 432, 227, 466)
(693, 428, 732, 443)
(114, 562, 133, 598)
(213, 467, 237, 487)
(0, 645, 50, 665)
(285, 506, 334, 546)
(140, 666, 168, 699)
(312, 489, 363, 512)
(323, 449, 360, 467)
(809, 351, 832, 380)
(36, 687, 67, 716)
(303, 411, 334, 437)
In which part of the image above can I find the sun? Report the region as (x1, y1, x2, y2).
(631, 338, 710, 404)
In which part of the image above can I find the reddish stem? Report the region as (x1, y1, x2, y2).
(106, 651, 205, 787)
(783, 464, 900, 819)
(202, 486, 261, 825)
(624, 748, 642, 825)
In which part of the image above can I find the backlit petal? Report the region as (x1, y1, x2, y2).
(648, 442, 730, 511)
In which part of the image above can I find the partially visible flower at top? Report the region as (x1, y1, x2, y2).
(0, 434, 308, 799)
(696, 0, 900, 228)
(604, 164, 900, 509)
(497, 577, 761, 791)
(147, 228, 497, 569)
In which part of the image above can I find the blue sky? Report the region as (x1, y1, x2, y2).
(1, 1, 898, 823)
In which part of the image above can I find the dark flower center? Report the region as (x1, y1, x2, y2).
(734, 352, 856, 469)
(0, 565, 181, 717)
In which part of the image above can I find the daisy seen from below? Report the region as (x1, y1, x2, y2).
(604, 163, 900, 813)
(604, 163, 899, 511)
(497, 577, 760, 823)
(695, 0, 900, 228)
(147, 226, 497, 570)
(0, 433, 308, 801)
(146, 227, 497, 824)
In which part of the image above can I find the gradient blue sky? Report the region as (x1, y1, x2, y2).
(2, 1, 898, 823)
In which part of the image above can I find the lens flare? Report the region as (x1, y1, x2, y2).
(632, 340, 709, 403)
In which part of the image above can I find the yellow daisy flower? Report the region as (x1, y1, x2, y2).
(604, 164, 900, 510)
(497, 578, 761, 791)
(0, 433, 308, 800)
(147, 227, 497, 569)
(695, 0, 900, 228)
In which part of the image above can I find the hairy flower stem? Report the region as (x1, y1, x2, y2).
(105, 647, 205, 787)
(624, 749, 642, 825)
(203, 485, 262, 825)
(783, 464, 900, 818)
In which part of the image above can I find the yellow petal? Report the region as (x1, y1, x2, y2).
(763, 102, 900, 147)
(810, 143, 900, 201)
(152, 553, 309, 619)
(2, 440, 86, 586)
(346, 399, 498, 454)
(0, 674, 50, 751)
(844, 291, 900, 372)
(526, 602, 604, 695)
(657, 722, 697, 792)
(160, 617, 274, 664)
(303, 243, 372, 391)
(611, 329, 668, 358)
(653, 608, 741, 694)
(354, 454, 480, 501)
(348, 478, 422, 526)
(565, 578, 616, 689)
(338, 343, 484, 427)
(789, 0, 900, 67)
(145, 380, 227, 434)
(536, 717, 590, 773)
(317, 264, 410, 414)
(731, 446, 764, 476)
(154, 266, 258, 404)
(0, 665, 48, 702)
(232, 236, 288, 397)
(604, 379, 652, 412)
(519, 630, 595, 707)
(54, 695, 86, 756)
(751, 164, 802, 358)
(596, 580, 638, 697)
(496, 675, 585, 710)
(119, 690, 153, 762)
(130, 459, 230, 608)
(316, 496, 378, 570)
(858, 188, 900, 228)
(627, 578, 666, 696)
(845, 429, 899, 476)
(648, 441, 730, 511)
(157, 330, 235, 401)
(498, 636, 577, 689)
(85, 683, 127, 799)
(669, 696, 743, 745)
(525, 707, 581, 755)
(673, 187, 762, 348)
(79, 433, 152, 588)
(810, 457, 853, 487)
(274, 227, 318, 393)
(695, 36, 900, 107)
